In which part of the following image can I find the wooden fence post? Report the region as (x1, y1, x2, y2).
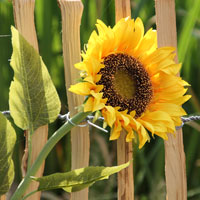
(12, 0, 48, 199)
(155, 0, 187, 199)
(115, 1, 134, 200)
(58, 1, 90, 200)
(0, 195, 6, 200)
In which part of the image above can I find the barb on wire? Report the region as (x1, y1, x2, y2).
(66, 112, 88, 128)
(1, 110, 10, 116)
(59, 112, 108, 133)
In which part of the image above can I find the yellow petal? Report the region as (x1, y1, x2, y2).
(147, 54, 176, 76)
(69, 82, 95, 95)
(88, 30, 99, 47)
(84, 97, 94, 112)
(95, 20, 115, 58)
(154, 132, 168, 140)
(113, 18, 133, 52)
(84, 75, 99, 84)
(161, 63, 182, 75)
(138, 126, 150, 149)
(118, 111, 130, 127)
(137, 119, 155, 134)
(84, 93, 106, 112)
(140, 111, 175, 134)
(91, 92, 106, 112)
(143, 47, 175, 66)
(168, 95, 191, 105)
(110, 119, 122, 140)
(152, 72, 187, 89)
(142, 110, 172, 122)
(87, 39, 102, 60)
(150, 103, 187, 117)
(126, 128, 134, 142)
(172, 116, 182, 126)
(102, 106, 116, 127)
(74, 62, 86, 71)
(134, 18, 144, 47)
(130, 110, 136, 117)
(129, 116, 141, 130)
(94, 85, 104, 93)
(84, 58, 104, 77)
(134, 28, 157, 58)
(96, 19, 110, 37)
(153, 88, 188, 102)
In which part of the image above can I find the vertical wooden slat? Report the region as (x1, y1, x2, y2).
(155, 1, 187, 200)
(115, 0, 131, 20)
(0, 195, 6, 200)
(117, 136, 134, 200)
(12, 0, 48, 199)
(13, 0, 39, 51)
(115, 1, 134, 200)
(58, 1, 90, 200)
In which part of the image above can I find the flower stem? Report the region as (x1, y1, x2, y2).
(10, 111, 91, 200)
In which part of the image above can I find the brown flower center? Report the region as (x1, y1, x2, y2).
(97, 53, 153, 118)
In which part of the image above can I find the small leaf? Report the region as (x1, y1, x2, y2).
(9, 26, 61, 132)
(32, 161, 130, 192)
(0, 113, 16, 196)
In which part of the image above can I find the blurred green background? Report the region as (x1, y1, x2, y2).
(0, 0, 200, 199)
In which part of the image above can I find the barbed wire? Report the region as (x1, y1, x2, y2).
(58, 112, 108, 133)
(2, 110, 10, 116)
(181, 115, 200, 123)
(0, 35, 11, 37)
(175, 115, 200, 130)
(2, 110, 200, 132)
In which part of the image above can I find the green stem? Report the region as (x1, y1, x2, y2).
(11, 111, 91, 200)
(21, 190, 38, 200)
(27, 130, 33, 171)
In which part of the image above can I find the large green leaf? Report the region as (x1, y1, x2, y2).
(0, 113, 16, 196)
(9, 26, 61, 132)
(32, 161, 130, 192)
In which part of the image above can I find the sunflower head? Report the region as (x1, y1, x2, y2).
(69, 17, 191, 148)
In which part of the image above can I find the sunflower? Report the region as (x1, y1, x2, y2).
(69, 17, 191, 148)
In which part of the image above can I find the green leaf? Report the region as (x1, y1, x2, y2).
(0, 113, 16, 196)
(32, 161, 130, 192)
(178, 0, 200, 63)
(9, 26, 61, 132)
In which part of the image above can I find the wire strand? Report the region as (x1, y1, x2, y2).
(2, 110, 200, 133)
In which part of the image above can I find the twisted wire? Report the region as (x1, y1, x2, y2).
(181, 115, 200, 123)
(2, 110, 200, 132)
